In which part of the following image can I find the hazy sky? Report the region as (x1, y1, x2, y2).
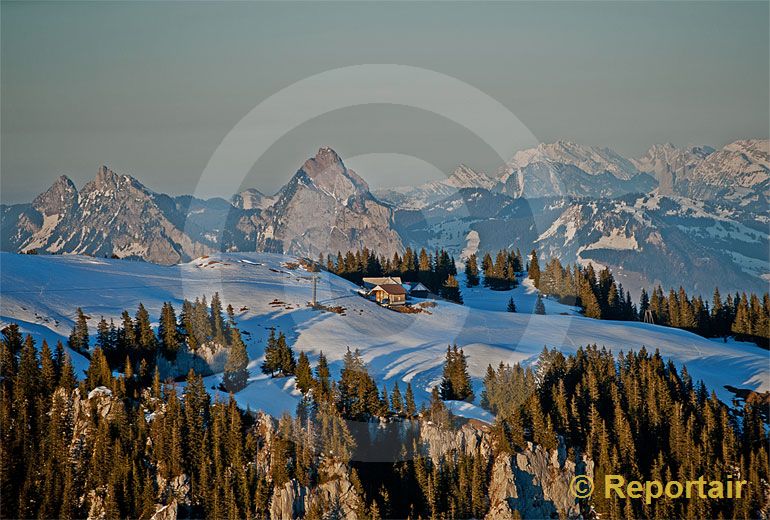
(2, 1, 768, 203)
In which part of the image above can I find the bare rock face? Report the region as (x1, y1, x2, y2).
(257, 147, 403, 258)
(486, 440, 592, 520)
(269, 480, 309, 520)
(149, 501, 178, 520)
(156, 474, 191, 507)
(269, 460, 363, 520)
(419, 420, 493, 461)
(71, 386, 116, 446)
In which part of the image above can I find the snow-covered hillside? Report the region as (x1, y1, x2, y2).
(1, 252, 767, 420)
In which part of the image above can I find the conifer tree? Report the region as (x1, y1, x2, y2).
(295, 352, 314, 395)
(580, 277, 602, 319)
(261, 329, 280, 377)
(119, 310, 136, 352)
(58, 352, 76, 390)
(507, 297, 517, 313)
(277, 332, 296, 376)
(534, 293, 546, 315)
(158, 302, 181, 359)
(390, 381, 404, 414)
(96, 317, 111, 351)
(439, 344, 474, 401)
(440, 275, 463, 304)
(481, 253, 493, 287)
(405, 382, 417, 416)
(464, 254, 480, 287)
(528, 249, 540, 288)
(314, 352, 332, 400)
(134, 303, 157, 354)
(223, 329, 249, 392)
(427, 387, 452, 427)
(68, 307, 89, 354)
(210, 293, 225, 342)
(39, 340, 56, 396)
(638, 288, 650, 320)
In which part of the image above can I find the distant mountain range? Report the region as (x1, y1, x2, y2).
(2, 140, 768, 296)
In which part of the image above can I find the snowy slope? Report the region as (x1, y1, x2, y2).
(1, 252, 767, 420)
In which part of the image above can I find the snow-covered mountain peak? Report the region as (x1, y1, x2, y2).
(446, 164, 496, 190)
(688, 139, 770, 197)
(32, 175, 78, 216)
(721, 139, 770, 168)
(232, 188, 274, 210)
(297, 147, 370, 201)
(502, 141, 641, 182)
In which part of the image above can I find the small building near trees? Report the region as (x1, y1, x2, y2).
(362, 276, 403, 290)
(367, 283, 407, 306)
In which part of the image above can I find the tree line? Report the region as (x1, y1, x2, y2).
(481, 346, 769, 519)
(463, 249, 524, 291)
(66, 293, 250, 392)
(321, 247, 464, 304)
(527, 252, 769, 347)
(2, 318, 768, 519)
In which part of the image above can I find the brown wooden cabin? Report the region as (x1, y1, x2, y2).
(368, 283, 407, 306)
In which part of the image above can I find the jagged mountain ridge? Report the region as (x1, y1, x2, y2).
(374, 164, 498, 210)
(2, 166, 214, 264)
(1, 148, 403, 264)
(633, 139, 769, 203)
(394, 190, 768, 297)
(1, 142, 767, 295)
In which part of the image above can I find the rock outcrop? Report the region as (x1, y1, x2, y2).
(269, 460, 364, 520)
(420, 420, 493, 461)
(486, 440, 592, 520)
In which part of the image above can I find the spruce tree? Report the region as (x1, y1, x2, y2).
(440, 275, 463, 304)
(96, 317, 111, 351)
(277, 332, 296, 376)
(210, 293, 225, 342)
(638, 288, 650, 320)
(261, 329, 280, 377)
(68, 307, 89, 354)
(405, 382, 417, 416)
(528, 249, 540, 288)
(58, 352, 76, 390)
(39, 340, 57, 396)
(295, 352, 314, 395)
(158, 302, 180, 360)
(223, 329, 249, 392)
(314, 352, 331, 400)
(481, 253, 493, 287)
(507, 297, 517, 312)
(134, 303, 157, 354)
(119, 310, 136, 352)
(464, 254, 480, 287)
(390, 381, 404, 414)
(534, 293, 546, 315)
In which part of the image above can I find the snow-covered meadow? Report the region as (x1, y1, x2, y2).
(1, 252, 767, 420)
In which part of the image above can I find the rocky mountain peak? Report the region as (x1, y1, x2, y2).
(232, 188, 272, 210)
(632, 143, 715, 195)
(32, 175, 78, 216)
(504, 141, 640, 180)
(722, 139, 770, 167)
(296, 147, 370, 201)
(88, 164, 145, 194)
(446, 164, 496, 190)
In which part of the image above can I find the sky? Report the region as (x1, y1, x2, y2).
(1, 1, 768, 203)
